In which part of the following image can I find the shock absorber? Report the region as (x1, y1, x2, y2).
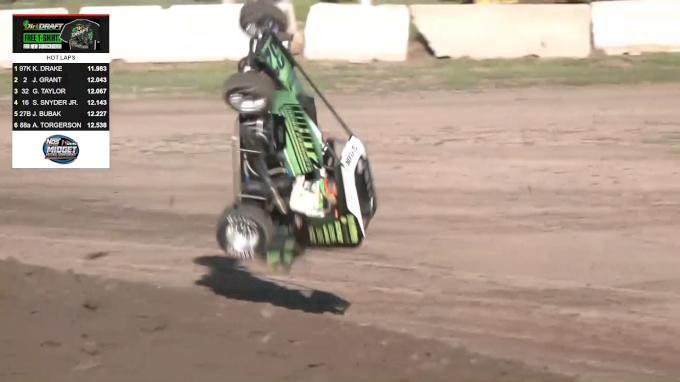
(241, 117, 287, 214)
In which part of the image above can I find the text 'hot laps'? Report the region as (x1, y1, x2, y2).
(46, 55, 75, 61)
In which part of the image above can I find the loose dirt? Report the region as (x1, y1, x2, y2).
(1, 85, 679, 381)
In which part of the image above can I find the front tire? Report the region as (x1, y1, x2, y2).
(223, 71, 275, 114)
(216, 204, 274, 259)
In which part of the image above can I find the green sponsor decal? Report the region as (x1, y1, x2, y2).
(267, 237, 297, 270)
(281, 104, 322, 176)
(309, 215, 360, 245)
(23, 33, 60, 43)
(260, 36, 301, 96)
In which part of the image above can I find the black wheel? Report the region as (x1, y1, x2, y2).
(223, 71, 275, 114)
(216, 204, 274, 259)
(240, 0, 289, 36)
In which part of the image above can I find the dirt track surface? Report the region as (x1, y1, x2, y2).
(1, 85, 680, 381)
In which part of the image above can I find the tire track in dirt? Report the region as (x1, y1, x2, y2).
(2, 86, 680, 381)
(2, 217, 677, 381)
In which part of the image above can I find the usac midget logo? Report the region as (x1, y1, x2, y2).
(43, 135, 79, 164)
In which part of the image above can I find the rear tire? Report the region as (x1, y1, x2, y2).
(216, 204, 274, 258)
(223, 71, 276, 113)
(240, 0, 289, 35)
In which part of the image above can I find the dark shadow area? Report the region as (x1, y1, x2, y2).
(193, 255, 351, 315)
(413, 32, 438, 58)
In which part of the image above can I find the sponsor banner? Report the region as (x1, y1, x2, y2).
(12, 130, 110, 169)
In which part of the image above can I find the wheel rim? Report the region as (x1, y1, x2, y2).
(224, 218, 260, 258)
(227, 92, 266, 113)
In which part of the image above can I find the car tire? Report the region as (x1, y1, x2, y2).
(240, 0, 289, 35)
(223, 71, 276, 113)
(216, 203, 274, 258)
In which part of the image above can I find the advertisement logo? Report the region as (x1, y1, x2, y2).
(59, 19, 100, 51)
(43, 135, 79, 164)
(22, 20, 64, 31)
(21, 18, 99, 50)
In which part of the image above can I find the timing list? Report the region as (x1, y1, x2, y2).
(12, 63, 109, 131)
(11, 14, 110, 169)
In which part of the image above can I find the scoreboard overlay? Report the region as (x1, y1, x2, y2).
(11, 14, 110, 169)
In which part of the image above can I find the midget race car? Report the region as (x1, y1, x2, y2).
(215, 0, 378, 269)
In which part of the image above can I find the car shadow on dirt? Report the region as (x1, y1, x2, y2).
(193, 255, 351, 315)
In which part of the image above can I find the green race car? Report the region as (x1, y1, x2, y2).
(216, 1, 377, 270)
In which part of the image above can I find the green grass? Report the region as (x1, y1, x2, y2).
(643, 135, 680, 145)
(292, 0, 316, 28)
(3, 54, 680, 97)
